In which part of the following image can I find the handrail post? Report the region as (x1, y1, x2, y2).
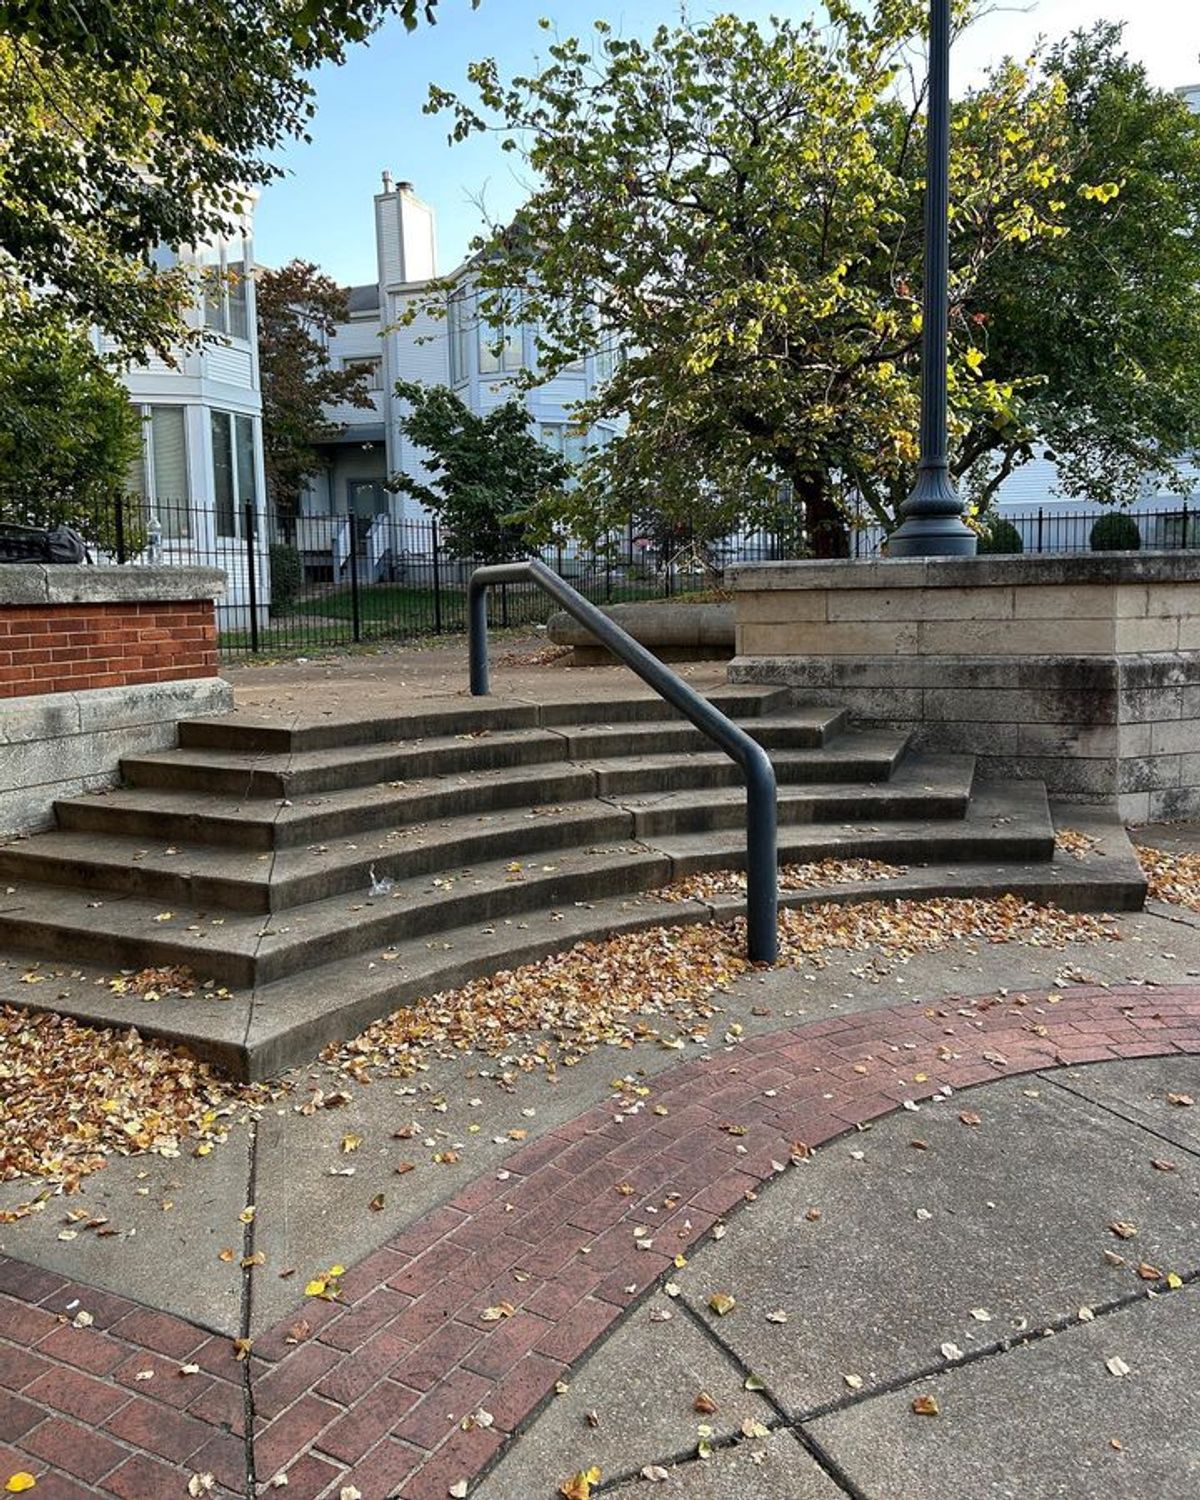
(467, 559, 778, 962)
(468, 571, 491, 696)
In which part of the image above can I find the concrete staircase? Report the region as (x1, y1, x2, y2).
(0, 686, 1146, 1079)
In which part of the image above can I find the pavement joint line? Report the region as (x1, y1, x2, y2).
(238, 1116, 261, 1499)
(1037, 1070, 1200, 1163)
(783, 1267, 1200, 1432)
(3, 985, 1200, 1498)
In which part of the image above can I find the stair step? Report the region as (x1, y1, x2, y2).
(119, 710, 848, 799)
(0, 803, 640, 914)
(619, 755, 975, 837)
(0, 844, 670, 988)
(55, 732, 912, 850)
(651, 782, 1055, 874)
(177, 685, 794, 754)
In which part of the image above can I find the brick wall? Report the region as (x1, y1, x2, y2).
(0, 600, 218, 699)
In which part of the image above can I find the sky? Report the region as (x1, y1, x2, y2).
(253, 0, 1200, 286)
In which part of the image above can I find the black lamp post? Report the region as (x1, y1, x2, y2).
(886, 0, 977, 558)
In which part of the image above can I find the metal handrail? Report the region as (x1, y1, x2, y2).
(468, 559, 778, 962)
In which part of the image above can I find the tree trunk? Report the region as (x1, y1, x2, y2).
(794, 471, 849, 559)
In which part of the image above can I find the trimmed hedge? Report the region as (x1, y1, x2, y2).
(1089, 512, 1142, 552)
(976, 518, 1024, 555)
(269, 542, 303, 616)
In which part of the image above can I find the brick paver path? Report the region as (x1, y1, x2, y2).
(3, 984, 1198, 1498)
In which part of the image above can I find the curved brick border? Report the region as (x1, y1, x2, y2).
(2, 984, 1199, 1499)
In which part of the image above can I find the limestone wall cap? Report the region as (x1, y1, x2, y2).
(728, 551, 1200, 592)
(0, 565, 228, 607)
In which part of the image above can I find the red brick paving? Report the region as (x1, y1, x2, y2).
(2, 984, 1199, 1497)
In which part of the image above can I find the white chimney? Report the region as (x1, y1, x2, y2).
(374, 179, 437, 285)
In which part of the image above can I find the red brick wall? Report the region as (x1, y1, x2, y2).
(0, 600, 219, 699)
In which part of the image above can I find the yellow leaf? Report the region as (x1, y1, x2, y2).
(329, 1264, 345, 1276)
(1167, 1272, 1184, 1290)
(305, 1279, 327, 1298)
(708, 1292, 736, 1317)
(558, 1468, 602, 1500)
(340, 1134, 362, 1154)
(5, 1477, 37, 1494)
(912, 1394, 940, 1416)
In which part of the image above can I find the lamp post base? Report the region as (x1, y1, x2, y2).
(887, 513, 978, 557)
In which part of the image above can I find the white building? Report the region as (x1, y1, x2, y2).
(114, 197, 268, 627)
(295, 177, 620, 580)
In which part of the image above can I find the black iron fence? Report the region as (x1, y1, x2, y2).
(91, 496, 1199, 658)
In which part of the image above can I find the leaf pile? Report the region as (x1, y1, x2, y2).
(330, 895, 1117, 1080)
(1136, 844, 1200, 913)
(0, 1007, 267, 1216)
(1055, 828, 1101, 861)
(656, 859, 906, 903)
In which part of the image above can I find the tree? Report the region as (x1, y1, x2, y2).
(391, 382, 569, 560)
(0, 0, 475, 360)
(425, 5, 1191, 554)
(964, 26, 1200, 511)
(0, 314, 142, 549)
(257, 261, 375, 534)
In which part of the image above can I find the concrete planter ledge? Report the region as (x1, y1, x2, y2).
(0, 563, 228, 606)
(547, 599, 734, 663)
(730, 548, 1200, 821)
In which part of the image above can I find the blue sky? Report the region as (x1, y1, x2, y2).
(253, 0, 1200, 286)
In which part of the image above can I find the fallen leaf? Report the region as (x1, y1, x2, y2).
(765, 1309, 789, 1324)
(1109, 1221, 1137, 1240)
(970, 1308, 992, 1322)
(641, 1467, 670, 1483)
(741, 1419, 770, 1438)
(911, 1394, 940, 1417)
(480, 1301, 516, 1322)
(940, 1342, 964, 1360)
(558, 1468, 601, 1500)
(232, 1337, 253, 1362)
(708, 1292, 736, 1317)
(5, 1477, 36, 1494)
(1136, 1262, 1162, 1281)
(449, 1484, 469, 1499)
(186, 1476, 214, 1497)
(958, 1111, 982, 1127)
(843, 1373, 864, 1390)
(218, 1248, 235, 1264)
(1106, 1356, 1131, 1378)
(340, 1488, 362, 1500)
(368, 1193, 385, 1212)
(1166, 1093, 1194, 1107)
(693, 1392, 718, 1414)
(1151, 1159, 1177, 1173)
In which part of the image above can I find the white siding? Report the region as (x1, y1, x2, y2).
(204, 343, 254, 389)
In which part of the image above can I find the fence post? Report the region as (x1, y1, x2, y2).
(1183, 502, 1190, 551)
(1036, 507, 1044, 554)
(430, 516, 443, 633)
(244, 500, 260, 654)
(500, 581, 509, 629)
(115, 495, 127, 565)
(348, 513, 362, 643)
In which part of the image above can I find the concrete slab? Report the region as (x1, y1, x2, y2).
(0, 1125, 250, 1335)
(678, 1071, 1200, 1417)
(1046, 1055, 1200, 1157)
(605, 1431, 847, 1499)
(473, 1297, 775, 1500)
(808, 1286, 1200, 1500)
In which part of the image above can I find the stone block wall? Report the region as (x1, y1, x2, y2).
(0, 565, 232, 834)
(729, 553, 1200, 821)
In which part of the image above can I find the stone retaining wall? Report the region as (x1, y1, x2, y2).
(729, 553, 1200, 820)
(0, 565, 231, 834)
(547, 601, 734, 664)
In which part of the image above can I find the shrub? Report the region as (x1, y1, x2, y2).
(1089, 512, 1142, 551)
(269, 543, 303, 616)
(976, 518, 1025, 554)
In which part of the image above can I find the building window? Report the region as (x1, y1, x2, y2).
(343, 356, 382, 391)
(540, 421, 588, 466)
(128, 404, 191, 539)
(211, 410, 258, 537)
(478, 308, 522, 375)
(448, 290, 470, 385)
(594, 339, 624, 385)
(202, 238, 250, 341)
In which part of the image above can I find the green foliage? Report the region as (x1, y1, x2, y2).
(975, 518, 1025, 554)
(968, 27, 1200, 513)
(0, 315, 141, 550)
(257, 261, 375, 528)
(0, 0, 471, 358)
(1090, 511, 1141, 551)
(268, 542, 304, 615)
(424, 8, 1200, 552)
(391, 381, 569, 561)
